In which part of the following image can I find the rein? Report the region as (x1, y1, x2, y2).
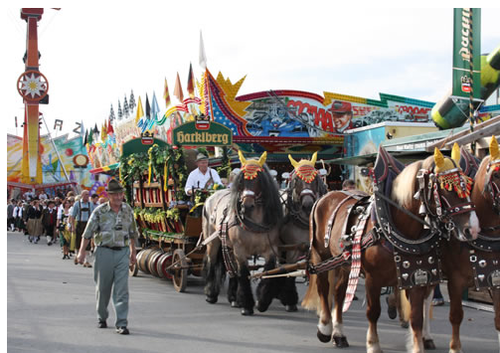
(416, 166, 475, 238)
(286, 176, 319, 229)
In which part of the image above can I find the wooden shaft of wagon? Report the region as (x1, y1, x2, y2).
(250, 261, 306, 279)
(277, 243, 309, 252)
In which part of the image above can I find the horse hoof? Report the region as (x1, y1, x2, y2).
(285, 304, 298, 312)
(241, 308, 254, 316)
(256, 301, 269, 313)
(230, 301, 240, 308)
(205, 296, 217, 304)
(316, 330, 331, 343)
(423, 338, 436, 350)
(332, 336, 349, 348)
(400, 320, 409, 329)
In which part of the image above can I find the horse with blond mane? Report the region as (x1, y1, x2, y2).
(438, 137, 500, 352)
(302, 146, 480, 353)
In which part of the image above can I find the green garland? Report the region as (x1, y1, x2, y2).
(216, 146, 231, 179)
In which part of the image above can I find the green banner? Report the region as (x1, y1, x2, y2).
(452, 8, 481, 100)
(173, 121, 232, 146)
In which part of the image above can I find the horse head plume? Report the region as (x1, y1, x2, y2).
(288, 152, 318, 183)
(490, 135, 499, 160)
(434, 147, 455, 173)
(238, 150, 267, 180)
(451, 143, 461, 165)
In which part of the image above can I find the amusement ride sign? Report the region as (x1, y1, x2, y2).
(173, 115, 232, 146)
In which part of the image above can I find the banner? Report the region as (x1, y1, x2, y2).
(452, 8, 481, 100)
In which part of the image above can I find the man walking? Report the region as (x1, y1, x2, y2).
(69, 190, 95, 267)
(77, 179, 138, 335)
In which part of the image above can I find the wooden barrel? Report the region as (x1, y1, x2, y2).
(147, 249, 163, 277)
(137, 247, 157, 275)
(156, 252, 173, 280)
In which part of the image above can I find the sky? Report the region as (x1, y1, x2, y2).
(2, 4, 500, 140)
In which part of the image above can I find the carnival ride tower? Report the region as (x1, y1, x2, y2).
(17, 8, 49, 184)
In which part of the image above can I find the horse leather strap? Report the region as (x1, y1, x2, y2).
(324, 191, 366, 248)
(343, 203, 372, 313)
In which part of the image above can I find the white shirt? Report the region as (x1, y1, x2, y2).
(38, 193, 48, 200)
(184, 167, 222, 195)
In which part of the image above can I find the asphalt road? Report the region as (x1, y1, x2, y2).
(7, 231, 499, 353)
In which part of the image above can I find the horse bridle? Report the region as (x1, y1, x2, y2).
(485, 159, 500, 215)
(416, 166, 475, 237)
(287, 175, 319, 228)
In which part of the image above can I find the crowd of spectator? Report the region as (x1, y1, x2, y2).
(7, 189, 108, 264)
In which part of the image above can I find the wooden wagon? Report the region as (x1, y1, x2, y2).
(120, 135, 227, 292)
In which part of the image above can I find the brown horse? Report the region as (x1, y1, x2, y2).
(440, 138, 500, 352)
(256, 152, 328, 312)
(302, 147, 480, 353)
(202, 151, 284, 315)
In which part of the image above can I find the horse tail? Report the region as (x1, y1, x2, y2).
(301, 274, 320, 312)
(301, 198, 321, 313)
(400, 289, 411, 323)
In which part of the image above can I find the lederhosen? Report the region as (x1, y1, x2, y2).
(75, 201, 91, 250)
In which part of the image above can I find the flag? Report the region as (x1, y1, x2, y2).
(174, 72, 184, 102)
(101, 122, 107, 143)
(107, 118, 114, 134)
(135, 96, 144, 124)
(145, 93, 151, 118)
(117, 101, 123, 120)
(199, 30, 207, 69)
(88, 129, 94, 145)
(151, 92, 160, 120)
(129, 90, 136, 111)
(163, 77, 171, 108)
(187, 62, 195, 98)
(123, 95, 129, 117)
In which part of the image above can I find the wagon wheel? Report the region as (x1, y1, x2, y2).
(157, 252, 173, 280)
(172, 249, 188, 292)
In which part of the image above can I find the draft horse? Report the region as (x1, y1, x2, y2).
(202, 151, 283, 315)
(439, 138, 500, 352)
(257, 152, 328, 313)
(302, 147, 480, 353)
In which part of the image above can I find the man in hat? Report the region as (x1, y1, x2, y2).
(331, 100, 353, 133)
(77, 179, 138, 335)
(184, 153, 222, 196)
(69, 189, 96, 267)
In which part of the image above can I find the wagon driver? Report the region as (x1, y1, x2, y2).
(77, 179, 138, 335)
(184, 153, 222, 196)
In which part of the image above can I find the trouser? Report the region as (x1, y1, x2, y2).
(75, 222, 89, 250)
(93, 246, 130, 328)
(8, 217, 15, 230)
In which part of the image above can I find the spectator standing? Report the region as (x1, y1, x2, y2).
(7, 199, 16, 231)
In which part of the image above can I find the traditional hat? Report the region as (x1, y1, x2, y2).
(195, 153, 208, 162)
(106, 179, 125, 194)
